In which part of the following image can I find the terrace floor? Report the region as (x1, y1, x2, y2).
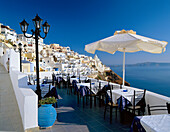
(40, 85, 131, 132)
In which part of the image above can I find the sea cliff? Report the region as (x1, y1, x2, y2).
(88, 69, 130, 86)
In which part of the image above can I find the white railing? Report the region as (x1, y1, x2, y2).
(123, 85, 170, 115)
(25, 71, 60, 80)
(0, 49, 38, 130)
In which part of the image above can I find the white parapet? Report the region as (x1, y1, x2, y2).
(10, 68, 38, 130)
(0, 49, 38, 130)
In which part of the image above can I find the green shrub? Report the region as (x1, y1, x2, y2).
(39, 97, 57, 105)
(97, 75, 101, 80)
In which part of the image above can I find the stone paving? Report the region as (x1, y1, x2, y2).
(40, 86, 130, 132)
(0, 64, 24, 131)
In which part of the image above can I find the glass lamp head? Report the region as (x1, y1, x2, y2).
(20, 19, 29, 33)
(13, 44, 17, 51)
(42, 21, 50, 34)
(32, 14, 43, 29)
(18, 43, 22, 49)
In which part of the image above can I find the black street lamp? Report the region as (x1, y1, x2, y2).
(19, 14, 50, 100)
(23, 44, 27, 52)
(13, 43, 22, 71)
(18, 43, 22, 72)
(13, 44, 17, 51)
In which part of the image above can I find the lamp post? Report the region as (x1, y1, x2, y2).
(13, 44, 17, 51)
(23, 44, 27, 52)
(13, 43, 22, 72)
(19, 14, 50, 100)
(18, 43, 22, 72)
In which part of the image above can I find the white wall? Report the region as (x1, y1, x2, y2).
(0, 48, 9, 71)
(0, 47, 3, 57)
(0, 49, 38, 130)
(1, 28, 17, 42)
(10, 68, 38, 130)
(9, 49, 20, 71)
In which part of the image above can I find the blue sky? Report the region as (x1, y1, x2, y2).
(1, 0, 170, 65)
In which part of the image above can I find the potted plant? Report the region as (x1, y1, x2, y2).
(38, 97, 57, 128)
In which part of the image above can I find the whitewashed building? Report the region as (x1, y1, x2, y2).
(0, 24, 17, 42)
(17, 33, 44, 52)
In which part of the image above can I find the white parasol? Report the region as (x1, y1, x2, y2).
(85, 30, 168, 86)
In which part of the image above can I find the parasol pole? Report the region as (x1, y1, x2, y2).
(122, 49, 125, 87)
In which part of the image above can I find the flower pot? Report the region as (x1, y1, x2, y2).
(38, 104, 57, 128)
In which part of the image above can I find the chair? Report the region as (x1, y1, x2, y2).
(90, 81, 101, 108)
(85, 79, 90, 83)
(56, 77, 63, 88)
(104, 84, 118, 124)
(71, 75, 76, 78)
(126, 89, 146, 116)
(92, 81, 103, 107)
(89, 80, 93, 108)
(52, 73, 55, 85)
(147, 102, 170, 115)
(80, 79, 96, 108)
(66, 75, 72, 94)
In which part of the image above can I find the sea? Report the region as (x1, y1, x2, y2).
(110, 65, 170, 97)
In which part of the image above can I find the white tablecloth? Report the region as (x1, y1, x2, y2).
(76, 83, 98, 94)
(28, 84, 54, 97)
(107, 89, 133, 104)
(56, 74, 78, 82)
(140, 114, 170, 132)
(62, 76, 67, 81)
(70, 78, 79, 83)
(55, 75, 62, 79)
(108, 89, 143, 104)
(70, 77, 87, 83)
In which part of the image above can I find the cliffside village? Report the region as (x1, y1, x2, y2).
(0, 23, 130, 86)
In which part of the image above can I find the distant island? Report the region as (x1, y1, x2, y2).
(108, 62, 170, 67)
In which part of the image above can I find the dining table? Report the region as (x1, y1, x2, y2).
(28, 84, 56, 98)
(76, 83, 97, 95)
(76, 81, 109, 95)
(107, 89, 143, 110)
(130, 114, 170, 132)
(70, 77, 87, 83)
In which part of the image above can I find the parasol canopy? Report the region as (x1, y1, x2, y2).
(85, 30, 168, 86)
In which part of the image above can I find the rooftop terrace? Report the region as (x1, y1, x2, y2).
(39, 85, 130, 132)
(1, 49, 170, 132)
